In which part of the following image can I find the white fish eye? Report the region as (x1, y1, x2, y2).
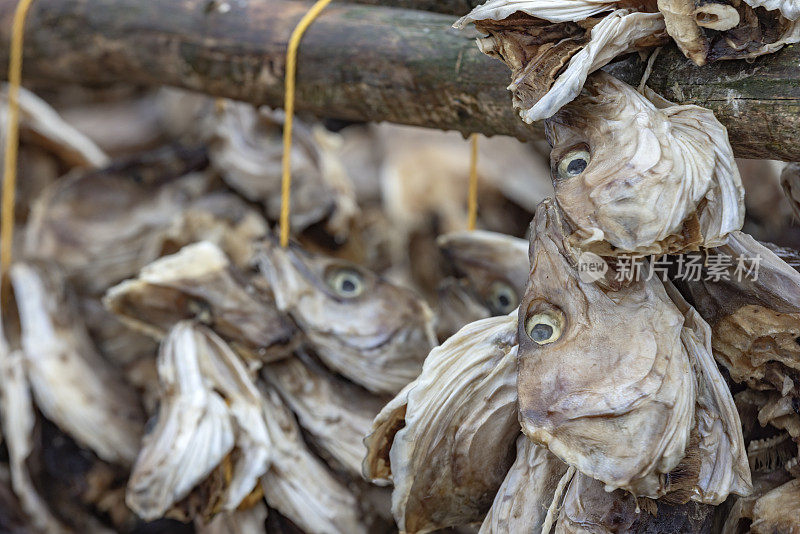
(557, 149, 591, 180)
(326, 267, 365, 298)
(487, 281, 518, 315)
(524, 309, 564, 345)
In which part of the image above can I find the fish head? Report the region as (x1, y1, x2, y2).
(438, 230, 529, 316)
(545, 72, 742, 255)
(516, 199, 694, 494)
(258, 239, 436, 393)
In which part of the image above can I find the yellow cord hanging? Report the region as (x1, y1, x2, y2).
(467, 133, 479, 231)
(280, 0, 333, 248)
(1, 0, 35, 287)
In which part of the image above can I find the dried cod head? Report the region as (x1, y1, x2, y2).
(257, 384, 367, 534)
(781, 162, 800, 220)
(658, 0, 800, 65)
(105, 241, 296, 363)
(545, 72, 743, 255)
(127, 321, 271, 520)
(9, 261, 144, 467)
(363, 314, 519, 533)
(262, 350, 386, 477)
(195, 501, 269, 534)
(256, 239, 436, 394)
(480, 436, 568, 534)
(438, 230, 530, 316)
(517, 200, 750, 501)
(455, 5, 666, 122)
(24, 146, 210, 295)
(209, 101, 358, 239)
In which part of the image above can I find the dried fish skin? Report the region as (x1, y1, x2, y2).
(259, 385, 367, 534)
(744, 0, 800, 19)
(195, 501, 269, 534)
(658, 0, 709, 64)
(438, 230, 529, 315)
(749, 479, 800, 533)
(454, 0, 621, 25)
(24, 147, 210, 295)
(9, 261, 144, 467)
(781, 162, 800, 220)
(256, 240, 436, 394)
(546, 73, 743, 256)
(434, 278, 492, 341)
(460, 7, 666, 123)
(674, 231, 800, 395)
(104, 241, 296, 362)
(365, 314, 520, 533)
(209, 102, 358, 239)
(665, 281, 752, 503)
(519, 10, 666, 123)
(554, 472, 643, 533)
(0, 84, 109, 168)
(480, 436, 568, 534)
(262, 350, 385, 477)
(127, 322, 271, 520)
(162, 192, 270, 269)
(517, 200, 694, 497)
(0, 333, 69, 533)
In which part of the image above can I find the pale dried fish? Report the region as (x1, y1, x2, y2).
(438, 230, 529, 316)
(162, 192, 270, 269)
(554, 472, 643, 533)
(455, 0, 622, 25)
(262, 350, 385, 476)
(10, 261, 144, 466)
(1, 84, 108, 168)
(195, 501, 269, 534)
(209, 101, 358, 239)
(127, 321, 270, 520)
(105, 241, 296, 362)
(24, 146, 210, 295)
(744, 0, 800, 19)
(658, 0, 708, 64)
(749, 479, 800, 533)
(257, 239, 436, 394)
(259, 384, 366, 534)
(518, 200, 694, 498)
(546, 72, 743, 255)
(435, 279, 493, 341)
(0, 327, 69, 533)
(364, 314, 519, 533)
(665, 281, 752, 503)
(480, 436, 568, 534)
(458, 6, 666, 122)
(674, 231, 800, 396)
(781, 162, 800, 220)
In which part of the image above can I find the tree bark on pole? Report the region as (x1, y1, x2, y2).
(0, 0, 798, 160)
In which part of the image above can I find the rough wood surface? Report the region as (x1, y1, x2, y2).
(0, 0, 798, 159)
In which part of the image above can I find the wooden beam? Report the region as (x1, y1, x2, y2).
(0, 0, 797, 160)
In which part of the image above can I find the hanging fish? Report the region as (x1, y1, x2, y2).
(363, 314, 520, 532)
(517, 199, 749, 501)
(545, 72, 743, 255)
(256, 239, 437, 394)
(104, 241, 296, 363)
(455, 3, 667, 122)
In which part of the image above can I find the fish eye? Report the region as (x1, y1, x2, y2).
(487, 281, 518, 315)
(524, 309, 564, 345)
(556, 148, 591, 180)
(326, 267, 365, 298)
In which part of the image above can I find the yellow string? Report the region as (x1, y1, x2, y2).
(467, 133, 479, 231)
(1, 0, 35, 287)
(281, 0, 333, 248)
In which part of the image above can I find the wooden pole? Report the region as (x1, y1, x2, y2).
(0, 0, 797, 159)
